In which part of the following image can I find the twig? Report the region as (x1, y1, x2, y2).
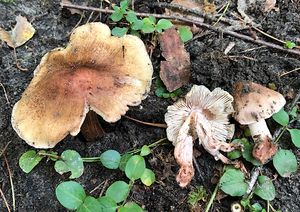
(13, 47, 27, 71)
(0, 141, 12, 158)
(99, 180, 109, 198)
(213, 0, 231, 26)
(204, 182, 220, 212)
(245, 166, 261, 196)
(279, 67, 300, 77)
(0, 83, 10, 105)
(0, 187, 11, 212)
(4, 155, 15, 211)
(61, 2, 300, 56)
(123, 115, 167, 128)
(90, 180, 106, 194)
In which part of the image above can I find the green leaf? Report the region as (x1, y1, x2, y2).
(241, 138, 261, 166)
(290, 106, 298, 118)
(141, 18, 155, 33)
(288, 129, 300, 147)
(272, 108, 289, 126)
(131, 20, 144, 31)
(19, 150, 43, 173)
(126, 11, 138, 23)
(129, 29, 140, 37)
(254, 175, 276, 201)
(284, 41, 296, 49)
(125, 155, 146, 180)
(77, 196, 101, 212)
(118, 202, 144, 212)
(148, 16, 156, 24)
(219, 168, 248, 196)
(119, 153, 132, 171)
(156, 19, 173, 33)
(140, 145, 151, 156)
(178, 26, 193, 42)
(273, 149, 297, 177)
(105, 181, 129, 203)
(98, 196, 117, 212)
(251, 203, 263, 211)
(100, 150, 121, 169)
(55, 181, 86, 210)
(110, 9, 124, 22)
(227, 139, 242, 160)
(54, 150, 84, 179)
(155, 87, 166, 97)
(120, 0, 129, 10)
(140, 168, 155, 186)
(111, 27, 128, 37)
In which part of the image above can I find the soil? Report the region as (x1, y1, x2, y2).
(0, 0, 300, 212)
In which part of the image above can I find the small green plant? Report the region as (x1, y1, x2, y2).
(155, 78, 183, 99)
(110, 0, 173, 37)
(284, 41, 296, 49)
(187, 186, 208, 208)
(19, 140, 165, 211)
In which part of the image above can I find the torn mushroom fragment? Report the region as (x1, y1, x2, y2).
(233, 81, 286, 164)
(165, 85, 237, 187)
(11, 22, 153, 148)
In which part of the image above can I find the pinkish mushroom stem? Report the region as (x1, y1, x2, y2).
(248, 119, 272, 143)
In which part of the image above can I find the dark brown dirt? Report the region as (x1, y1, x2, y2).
(0, 0, 299, 212)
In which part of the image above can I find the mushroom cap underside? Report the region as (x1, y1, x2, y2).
(233, 81, 286, 125)
(11, 22, 153, 148)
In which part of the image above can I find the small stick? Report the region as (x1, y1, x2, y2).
(13, 47, 27, 71)
(90, 180, 106, 194)
(0, 82, 10, 105)
(0, 187, 11, 212)
(4, 155, 15, 211)
(123, 115, 167, 128)
(99, 180, 109, 198)
(279, 67, 300, 77)
(0, 141, 12, 157)
(245, 166, 261, 196)
(61, 2, 300, 56)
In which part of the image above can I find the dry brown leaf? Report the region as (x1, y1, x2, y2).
(159, 28, 190, 92)
(0, 15, 35, 48)
(264, 0, 278, 12)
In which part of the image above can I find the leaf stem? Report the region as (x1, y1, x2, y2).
(37, 152, 60, 159)
(204, 181, 220, 212)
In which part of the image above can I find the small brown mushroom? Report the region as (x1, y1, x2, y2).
(11, 22, 153, 148)
(165, 85, 238, 187)
(233, 81, 286, 163)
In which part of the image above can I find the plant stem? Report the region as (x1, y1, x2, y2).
(123, 115, 167, 128)
(38, 152, 60, 159)
(213, 0, 231, 26)
(60, 2, 300, 56)
(204, 181, 220, 212)
(126, 138, 167, 154)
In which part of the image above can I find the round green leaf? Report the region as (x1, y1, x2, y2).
(54, 150, 84, 179)
(284, 41, 296, 49)
(98, 196, 117, 212)
(19, 150, 43, 173)
(131, 20, 143, 31)
(290, 106, 298, 118)
(55, 181, 86, 210)
(141, 18, 155, 33)
(273, 149, 297, 177)
(77, 196, 101, 212)
(120, 0, 128, 10)
(111, 27, 128, 37)
(140, 168, 155, 186)
(126, 11, 138, 23)
(140, 145, 151, 156)
(227, 139, 242, 160)
(272, 108, 289, 126)
(110, 8, 124, 22)
(288, 129, 300, 148)
(241, 139, 260, 166)
(178, 26, 193, 42)
(220, 168, 248, 196)
(119, 153, 132, 171)
(254, 175, 275, 201)
(119, 202, 144, 212)
(100, 150, 121, 169)
(125, 155, 146, 180)
(156, 19, 173, 32)
(105, 181, 129, 203)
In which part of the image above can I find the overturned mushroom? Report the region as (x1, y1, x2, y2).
(165, 85, 238, 187)
(233, 81, 286, 164)
(11, 22, 153, 148)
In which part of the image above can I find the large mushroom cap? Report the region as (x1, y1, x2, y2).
(11, 22, 153, 148)
(233, 81, 286, 125)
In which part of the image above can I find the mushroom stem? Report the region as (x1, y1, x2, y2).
(248, 119, 277, 163)
(248, 119, 271, 140)
(81, 111, 105, 141)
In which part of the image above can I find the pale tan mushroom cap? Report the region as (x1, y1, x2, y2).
(233, 81, 286, 125)
(11, 22, 153, 148)
(165, 85, 234, 145)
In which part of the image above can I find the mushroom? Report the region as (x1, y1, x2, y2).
(233, 81, 286, 163)
(11, 22, 153, 148)
(165, 85, 238, 187)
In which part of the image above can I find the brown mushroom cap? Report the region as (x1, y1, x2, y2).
(11, 22, 153, 148)
(233, 81, 286, 125)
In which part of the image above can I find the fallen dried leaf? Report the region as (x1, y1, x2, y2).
(0, 15, 35, 48)
(264, 0, 278, 12)
(159, 28, 190, 92)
